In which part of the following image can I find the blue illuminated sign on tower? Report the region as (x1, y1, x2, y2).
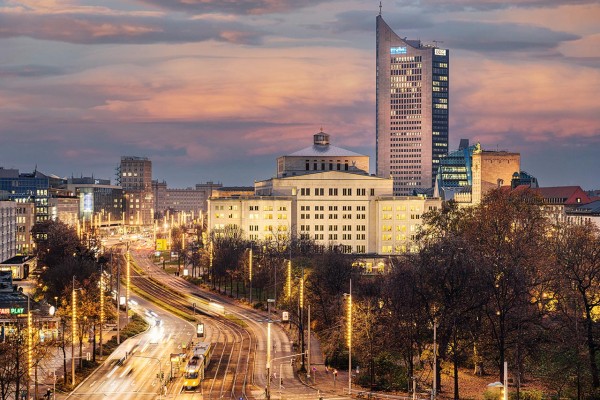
(390, 46, 407, 55)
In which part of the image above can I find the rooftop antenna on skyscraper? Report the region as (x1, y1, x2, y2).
(379, 1, 382, 15)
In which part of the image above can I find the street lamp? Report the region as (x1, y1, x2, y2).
(286, 259, 292, 299)
(71, 276, 83, 387)
(99, 264, 105, 357)
(265, 299, 277, 400)
(345, 279, 352, 395)
(248, 246, 253, 303)
(125, 243, 130, 322)
(299, 270, 305, 371)
(27, 295, 32, 400)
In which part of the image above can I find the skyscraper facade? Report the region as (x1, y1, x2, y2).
(376, 15, 449, 195)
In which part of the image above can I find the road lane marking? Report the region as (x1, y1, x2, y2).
(119, 366, 132, 378)
(106, 365, 119, 378)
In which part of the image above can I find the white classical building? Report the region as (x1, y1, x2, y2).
(207, 132, 441, 256)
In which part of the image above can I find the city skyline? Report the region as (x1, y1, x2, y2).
(1, 0, 599, 189)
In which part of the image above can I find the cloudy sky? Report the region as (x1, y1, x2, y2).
(1, 0, 598, 189)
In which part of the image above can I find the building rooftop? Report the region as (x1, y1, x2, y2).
(536, 186, 592, 205)
(286, 130, 366, 158)
(572, 200, 600, 215)
(0, 255, 34, 265)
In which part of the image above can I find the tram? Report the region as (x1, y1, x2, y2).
(183, 342, 212, 390)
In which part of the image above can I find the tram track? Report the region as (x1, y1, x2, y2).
(127, 251, 257, 400)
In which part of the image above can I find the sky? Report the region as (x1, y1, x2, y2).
(0, 0, 599, 190)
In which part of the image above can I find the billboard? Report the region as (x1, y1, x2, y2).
(83, 192, 93, 212)
(156, 239, 168, 251)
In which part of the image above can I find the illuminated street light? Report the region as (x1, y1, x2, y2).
(286, 259, 292, 299)
(99, 265, 104, 357)
(345, 279, 352, 395)
(126, 243, 130, 322)
(249, 247, 253, 303)
(71, 276, 83, 387)
(27, 295, 32, 400)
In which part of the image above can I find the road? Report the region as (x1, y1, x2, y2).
(66, 294, 195, 400)
(129, 246, 319, 400)
(76, 235, 320, 400)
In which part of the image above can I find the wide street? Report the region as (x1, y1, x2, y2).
(66, 294, 195, 400)
(70, 235, 326, 400)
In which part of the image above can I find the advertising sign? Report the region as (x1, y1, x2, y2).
(83, 193, 93, 212)
(156, 239, 168, 251)
(390, 46, 407, 55)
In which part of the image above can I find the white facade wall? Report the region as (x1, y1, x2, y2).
(208, 197, 293, 243)
(376, 197, 442, 254)
(207, 171, 441, 255)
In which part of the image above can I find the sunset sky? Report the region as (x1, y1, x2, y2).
(1, 0, 599, 189)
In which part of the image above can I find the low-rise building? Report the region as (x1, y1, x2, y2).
(153, 180, 221, 217)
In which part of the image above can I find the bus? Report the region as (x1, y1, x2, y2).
(182, 342, 212, 390)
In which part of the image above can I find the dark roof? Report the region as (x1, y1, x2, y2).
(0, 255, 34, 265)
(573, 200, 600, 215)
(535, 186, 592, 205)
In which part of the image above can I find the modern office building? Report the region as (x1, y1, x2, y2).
(0, 168, 50, 222)
(65, 177, 123, 224)
(434, 139, 476, 199)
(118, 157, 153, 226)
(0, 201, 17, 263)
(376, 14, 449, 196)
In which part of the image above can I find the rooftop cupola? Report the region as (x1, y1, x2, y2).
(313, 128, 330, 146)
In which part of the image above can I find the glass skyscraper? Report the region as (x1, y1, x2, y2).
(376, 14, 449, 195)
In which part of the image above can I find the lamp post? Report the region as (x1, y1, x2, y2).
(503, 361, 508, 400)
(286, 259, 292, 299)
(99, 264, 104, 357)
(266, 317, 272, 400)
(27, 294, 32, 400)
(248, 246, 253, 303)
(125, 242, 130, 322)
(265, 299, 278, 400)
(299, 270, 305, 371)
(346, 279, 352, 395)
(71, 276, 82, 387)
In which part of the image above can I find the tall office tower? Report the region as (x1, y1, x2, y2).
(119, 156, 153, 226)
(376, 14, 449, 195)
